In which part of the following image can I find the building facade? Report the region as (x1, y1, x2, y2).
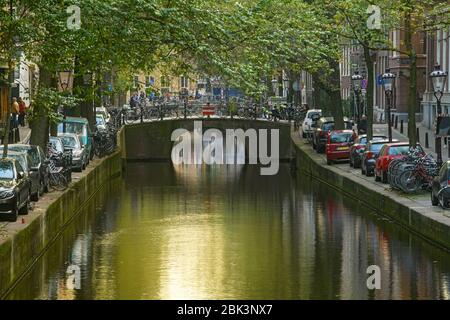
(422, 25, 450, 129)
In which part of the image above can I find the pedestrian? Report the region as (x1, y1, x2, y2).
(18, 97, 26, 127)
(358, 115, 368, 135)
(11, 97, 19, 128)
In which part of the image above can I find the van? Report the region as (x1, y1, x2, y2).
(57, 117, 93, 161)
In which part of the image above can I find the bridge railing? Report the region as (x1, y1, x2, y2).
(107, 102, 307, 129)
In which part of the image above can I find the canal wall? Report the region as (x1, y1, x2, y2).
(0, 130, 124, 298)
(292, 131, 450, 251)
(123, 119, 293, 161)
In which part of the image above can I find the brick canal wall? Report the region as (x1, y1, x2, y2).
(292, 131, 450, 251)
(0, 129, 124, 298)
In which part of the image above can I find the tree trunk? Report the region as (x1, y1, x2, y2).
(29, 65, 53, 151)
(405, 10, 417, 146)
(329, 58, 344, 130)
(2, 60, 14, 158)
(364, 47, 375, 141)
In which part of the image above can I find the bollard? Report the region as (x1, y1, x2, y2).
(417, 127, 420, 144)
(395, 116, 398, 129)
(391, 114, 395, 126)
(425, 132, 429, 149)
(400, 120, 404, 134)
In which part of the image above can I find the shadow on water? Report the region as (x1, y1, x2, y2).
(5, 162, 450, 300)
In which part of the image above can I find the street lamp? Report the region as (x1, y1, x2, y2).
(352, 71, 364, 122)
(283, 77, 289, 102)
(58, 70, 73, 92)
(271, 78, 278, 96)
(431, 64, 448, 167)
(382, 68, 396, 142)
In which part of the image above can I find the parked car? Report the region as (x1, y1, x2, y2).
(301, 109, 322, 138)
(1, 144, 50, 194)
(361, 140, 398, 177)
(374, 143, 424, 183)
(96, 114, 107, 130)
(4, 151, 41, 201)
(312, 117, 354, 153)
(325, 130, 356, 165)
(96, 106, 111, 123)
(57, 116, 93, 161)
(0, 158, 31, 222)
(349, 134, 387, 168)
(58, 133, 88, 172)
(431, 161, 450, 208)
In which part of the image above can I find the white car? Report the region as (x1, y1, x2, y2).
(301, 109, 322, 138)
(96, 106, 111, 123)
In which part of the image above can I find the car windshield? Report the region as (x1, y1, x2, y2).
(7, 146, 40, 167)
(8, 155, 27, 171)
(308, 112, 320, 119)
(330, 133, 353, 143)
(58, 122, 87, 136)
(0, 162, 14, 180)
(322, 122, 334, 131)
(389, 145, 412, 155)
(370, 143, 385, 153)
(359, 137, 367, 144)
(50, 139, 64, 153)
(96, 116, 105, 125)
(60, 136, 80, 149)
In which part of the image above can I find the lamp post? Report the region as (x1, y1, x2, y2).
(382, 69, 396, 143)
(283, 76, 290, 105)
(351, 71, 364, 123)
(431, 64, 448, 167)
(271, 78, 278, 96)
(58, 70, 73, 92)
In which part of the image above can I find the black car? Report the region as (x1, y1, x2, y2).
(5, 151, 41, 201)
(312, 117, 354, 153)
(349, 135, 388, 168)
(0, 158, 32, 222)
(2, 144, 50, 194)
(431, 161, 450, 209)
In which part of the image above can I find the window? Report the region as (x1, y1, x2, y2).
(145, 76, 154, 87)
(180, 76, 189, 88)
(161, 76, 170, 89)
(330, 133, 353, 144)
(0, 162, 14, 180)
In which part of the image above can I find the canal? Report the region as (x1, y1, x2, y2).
(5, 162, 450, 300)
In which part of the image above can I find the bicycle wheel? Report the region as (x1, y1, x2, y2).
(398, 170, 421, 193)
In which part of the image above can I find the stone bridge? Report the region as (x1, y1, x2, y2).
(122, 119, 293, 162)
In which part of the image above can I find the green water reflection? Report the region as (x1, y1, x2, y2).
(6, 163, 450, 300)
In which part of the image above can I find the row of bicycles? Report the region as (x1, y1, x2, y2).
(388, 148, 439, 193)
(106, 102, 307, 126)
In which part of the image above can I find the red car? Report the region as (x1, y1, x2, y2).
(326, 130, 357, 165)
(374, 142, 424, 183)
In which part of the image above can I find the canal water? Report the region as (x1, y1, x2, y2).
(5, 163, 450, 300)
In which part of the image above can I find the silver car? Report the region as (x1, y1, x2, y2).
(58, 133, 88, 171)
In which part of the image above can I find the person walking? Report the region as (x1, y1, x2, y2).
(11, 97, 20, 128)
(18, 97, 26, 127)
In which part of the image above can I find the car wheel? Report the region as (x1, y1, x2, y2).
(31, 186, 39, 202)
(312, 141, 317, 150)
(361, 164, 366, 175)
(431, 191, 439, 206)
(374, 170, 381, 182)
(327, 159, 332, 165)
(9, 201, 19, 222)
(349, 157, 354, 167)
(302, 132, 306, 138)
(382, 171, 388, 183)
(19, 196, 30, 215)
